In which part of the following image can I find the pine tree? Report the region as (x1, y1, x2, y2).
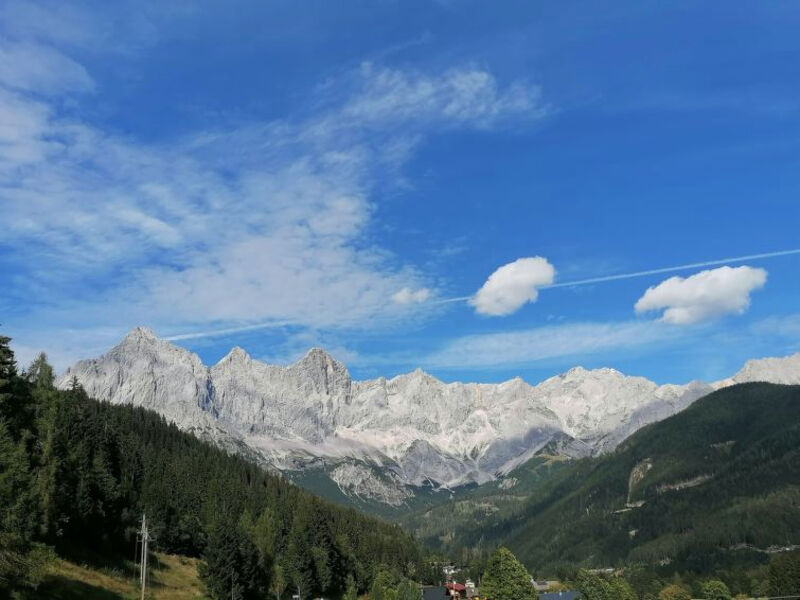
(201, 520, 242, 600)
(26, 353, 54, 390)
(286, 501, 317, 600)
(0, 416, 52, 594)
(0, 333, 32, 435)
(0, 334, 17, 399)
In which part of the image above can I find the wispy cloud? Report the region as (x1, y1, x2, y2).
(1, 13, 546, 363)
(340, 62, 545, 130)
(424, 320, 682, 369)
(0, 40, 94, 94)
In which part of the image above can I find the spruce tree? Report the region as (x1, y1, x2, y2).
(26, 353, 54, 390)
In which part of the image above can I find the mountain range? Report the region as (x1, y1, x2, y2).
(427, 382, 800, 577)
(57, 327, 800, 507)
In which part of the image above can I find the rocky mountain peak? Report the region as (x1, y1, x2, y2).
(220, 346, 251, 364)
(565, 365, 589, 376)
(719, 352, 800, 387)
(55, 328, 800, 503)
(410, 367, 438, 381)
(121, 326, 159, 344)
(295, 347, 349, 376)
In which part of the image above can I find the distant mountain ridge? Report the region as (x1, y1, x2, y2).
(436, 382, 800, 576)
(58, 327, 800, 505)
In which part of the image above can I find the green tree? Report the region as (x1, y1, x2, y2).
(26, 353, 54, 390)
(0, 339, 52, 596)
(769, 552, 800, 596)
(200, 520, 266, 600)
(0, 334, 17, 401)
(371, 568, 399, 600)
(272, 564, 287, 600)
(0, 333, 33, 435)
(286, 504, 316, 600)
(311, 544, 333, 594)
(576, 571, 612, 600)
(577, 570, 615, 600)
(480, 547, 536, 600)
(398, 579, 421, 600)
(702, 580, 731, 600)
(659, 584, 691, 600)
(0, 334, 428, 598)
(253, 508, 277, 568)
(610, 577, 638, 600)
(344, 573, 358, 600)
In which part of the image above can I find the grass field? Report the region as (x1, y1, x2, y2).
(36, 553, 208, 599)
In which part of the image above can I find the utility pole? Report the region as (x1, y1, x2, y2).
(138, 514, 150, 600)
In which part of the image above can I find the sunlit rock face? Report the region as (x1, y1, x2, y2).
(60, 328, 796, 503)
(714, 352, 800, 388)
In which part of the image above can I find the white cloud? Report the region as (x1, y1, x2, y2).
(470, 257, 556, 316)
(634, 265, 767, 325)
(0, 36, 546, 362)
(341, 63, 545, 129)
(392, 287, 432, 305)
(0, 88, 56, 166)
(426, 320, 678, 369)
(0, 40, 94, 94)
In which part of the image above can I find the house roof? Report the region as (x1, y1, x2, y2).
(446, 583, 467, 592)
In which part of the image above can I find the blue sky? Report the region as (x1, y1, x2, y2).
(2, 0, 799, 384)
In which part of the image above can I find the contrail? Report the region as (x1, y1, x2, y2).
(543, 248, 800, 289)
(165, 320, 296, 341)
(432, 247, 800, 304)
(164, 248, 800, 339)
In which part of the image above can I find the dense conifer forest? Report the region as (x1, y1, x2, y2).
(0, 334, 429, 599)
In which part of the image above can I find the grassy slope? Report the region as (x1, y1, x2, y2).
(37, 553, 207, 600)
(398, 455, 572, 547)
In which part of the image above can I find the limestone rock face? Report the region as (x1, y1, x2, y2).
(715, 352, 800, 388)
(58, 328, 797, 504)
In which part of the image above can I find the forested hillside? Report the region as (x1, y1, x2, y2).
(449, 383, 800, 580)
(0, 335, 428, 599)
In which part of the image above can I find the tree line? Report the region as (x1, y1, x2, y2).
(0, 334, 429, 599)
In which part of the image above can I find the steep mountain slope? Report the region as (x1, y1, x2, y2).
(60, 328, 797, 507)
(438, 383, 800, 576)
(1, 345, 428, 599)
